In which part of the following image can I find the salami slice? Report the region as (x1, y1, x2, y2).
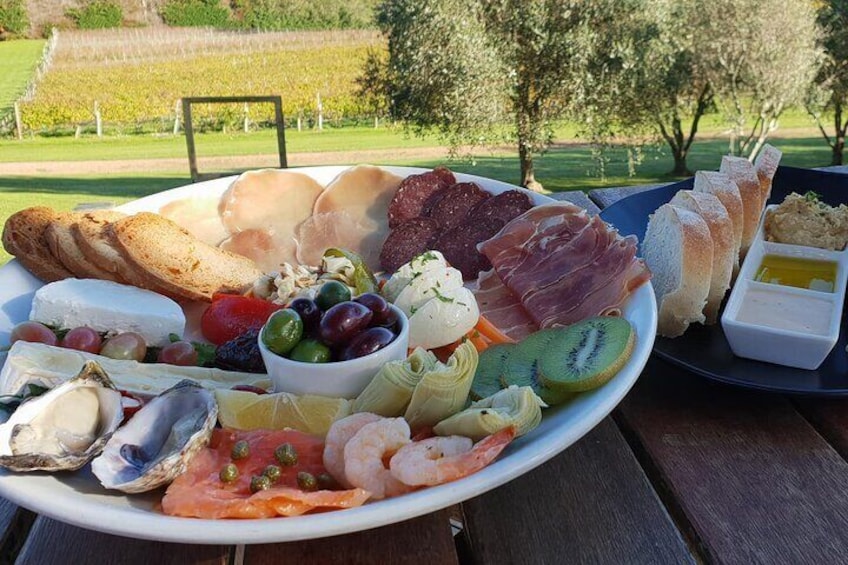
(387, 168, 457, 228)
(432, 218, 505, 280)
(426, 182, 491, 230)
(379, 217, 441, 273)
(468, 190, 533, 225)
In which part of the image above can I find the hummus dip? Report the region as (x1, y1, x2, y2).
(763, 192, 848, 251)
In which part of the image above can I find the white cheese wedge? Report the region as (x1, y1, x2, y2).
(29, 279, 186, 347)
(407, 286, 479, 349)
(394, 265, 464, 318)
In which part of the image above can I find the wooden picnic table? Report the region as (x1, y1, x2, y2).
(5, 174, 848, 564)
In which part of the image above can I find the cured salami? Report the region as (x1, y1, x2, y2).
(467, 190, 533, 225)
(432, 218, 505, 279)
(379, 217, 441, 273)
(387, 167, 456, 228)
(426, 182, 491, 230)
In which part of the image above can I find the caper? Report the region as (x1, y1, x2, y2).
(317, 472, 337, 490)
(263, 464, 282, 483)
(275, 443, 298, 466)
(250, 474, 272, 493)
(219, 463, 239, 483)
(297, 471, 318, 491)
(231, 440, 250, 460)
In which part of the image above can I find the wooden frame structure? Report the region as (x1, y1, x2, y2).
(181, 95, 287, 182)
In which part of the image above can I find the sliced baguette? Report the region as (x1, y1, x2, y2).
(71, 210, 153, 287)
(693, 170, 743, 278)
(2, 206, 74, 282)
(754, 144, 782, 204)
(110, 212, 263, 302)
(669, 190, 734, 324)
(642, 204, 713, 338)
(719, 156, 763, 259)
(45, 211, 123, 282)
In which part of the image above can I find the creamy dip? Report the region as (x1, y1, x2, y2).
(736, 287, 833, 335)
(763, 192, 848, 251)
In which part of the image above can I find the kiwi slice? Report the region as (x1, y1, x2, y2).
(501, 329, 573, 406)
(470, 343, 516, 401)
(538, 317, 635, 393)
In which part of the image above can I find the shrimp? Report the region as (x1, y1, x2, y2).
(343, 418, 412, 499)
(389, 426, 515, 487)
(323, 412, 383, 489)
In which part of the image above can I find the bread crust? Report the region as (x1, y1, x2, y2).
(720, 156, 763, 259)
(643, 204, 712, 338)
(45, 212, 123, 282)
(694, 170, 744, 277)
(2, 207, 74, 282)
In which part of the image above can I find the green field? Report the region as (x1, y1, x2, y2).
(0, 40, 45, 117)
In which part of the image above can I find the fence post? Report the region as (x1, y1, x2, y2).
(374, 116, 379, 129)
(317, 92, 323, 131)
(94, 101, 102, 137)
(14, 102, 22, 140)
(173, 99, 181, 135)
(297, 112, 302, 132)
(243, 102, 249, 133)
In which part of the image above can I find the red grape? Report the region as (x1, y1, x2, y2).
(157, 341, 199, 366)
(60, 327, 102, 354)
(100, 332, 147, 362)
(10, 321, 58, 346)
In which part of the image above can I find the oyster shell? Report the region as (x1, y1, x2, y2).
(0, 361, 123, 472)
(91, 379, 217, 493)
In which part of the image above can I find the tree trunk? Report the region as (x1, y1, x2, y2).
(833, 102, 845, 166)
(519, 142, 543, 192)
(671, 151, 690, 176)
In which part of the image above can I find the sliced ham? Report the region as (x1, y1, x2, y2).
(475, 202, 650, 332)
(220, 228, 295, 274)
(297, 211, 384, 271)
(159, 197, 229, 246)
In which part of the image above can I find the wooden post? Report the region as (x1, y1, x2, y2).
(374, 116, 379, 129)
(243, 102, 249, 133)
(14, 102, 22, 140)
(94, 101, 102, 137)
(173, 99, 181, 135)
(297, 113, 302, 132)
(75, 125, 82, 139)
(317, 92, 323, 131)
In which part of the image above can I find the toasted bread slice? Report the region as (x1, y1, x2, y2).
(642, 204, 713, 338)
(2, 206, 74, 282)
(754, 144, 782, 204)
(693, 171, 744, 277)
(110, 212, 263, 302)
(45, 211, 124, 282)
(670, 190, 734, 324)
(71, 211, 138, 282)
(719, 156, 763, 259)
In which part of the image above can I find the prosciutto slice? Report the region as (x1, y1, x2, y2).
(475, 202, 650, 335)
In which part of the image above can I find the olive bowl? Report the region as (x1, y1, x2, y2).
(257, 304, 409, 399)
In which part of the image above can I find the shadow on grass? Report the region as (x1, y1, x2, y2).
(0, 176, 192, 199)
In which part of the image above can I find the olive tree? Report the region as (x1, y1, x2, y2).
(806, 1, 848, 166)
(367, 0, 630, 191)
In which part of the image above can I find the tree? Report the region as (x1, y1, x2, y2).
(369, 0, 631, 191)
(699, 0, 821, 159)
(806, 1, 848, 166)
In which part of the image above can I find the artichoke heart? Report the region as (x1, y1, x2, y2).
(404, 341, 478, 429)
(351, 347, 438, 416)
(433, 385, 546, 441)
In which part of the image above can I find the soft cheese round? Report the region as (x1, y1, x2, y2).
(29, 278, 186, 347)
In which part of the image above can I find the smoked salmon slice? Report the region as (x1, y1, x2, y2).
(162, 428, 370, 519)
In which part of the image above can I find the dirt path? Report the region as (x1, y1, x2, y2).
(0, 146, 465, 176)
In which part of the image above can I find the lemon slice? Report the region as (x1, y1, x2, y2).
(215, 390, 352, 436)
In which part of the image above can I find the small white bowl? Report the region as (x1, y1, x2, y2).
(258, 304, 409, 398)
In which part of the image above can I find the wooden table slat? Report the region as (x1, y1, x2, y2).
(794, 398, 848, 461)
(244, 509, 457, 565)
(15, 518, 230, 565)
(460, 418, 694, 565)
(617, 358, 848, 565)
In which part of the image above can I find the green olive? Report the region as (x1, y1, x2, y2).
(262, 309, 304, 356)
(315, 280, 352, 311)
(219, 463, 239, 483)
(297, 471, 318, 491)
(275, 443, 298, 467)
(263, 464, 282, 483)
(250, 475, 272, 493)
(231, 440, 250, 460)
(289, 338, 332, 363)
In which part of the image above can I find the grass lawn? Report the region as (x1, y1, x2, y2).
(0, 39, 45, 117)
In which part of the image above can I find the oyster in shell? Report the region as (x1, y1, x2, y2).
(0, 361, 123, 472)
(91, 379, 217, 493)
